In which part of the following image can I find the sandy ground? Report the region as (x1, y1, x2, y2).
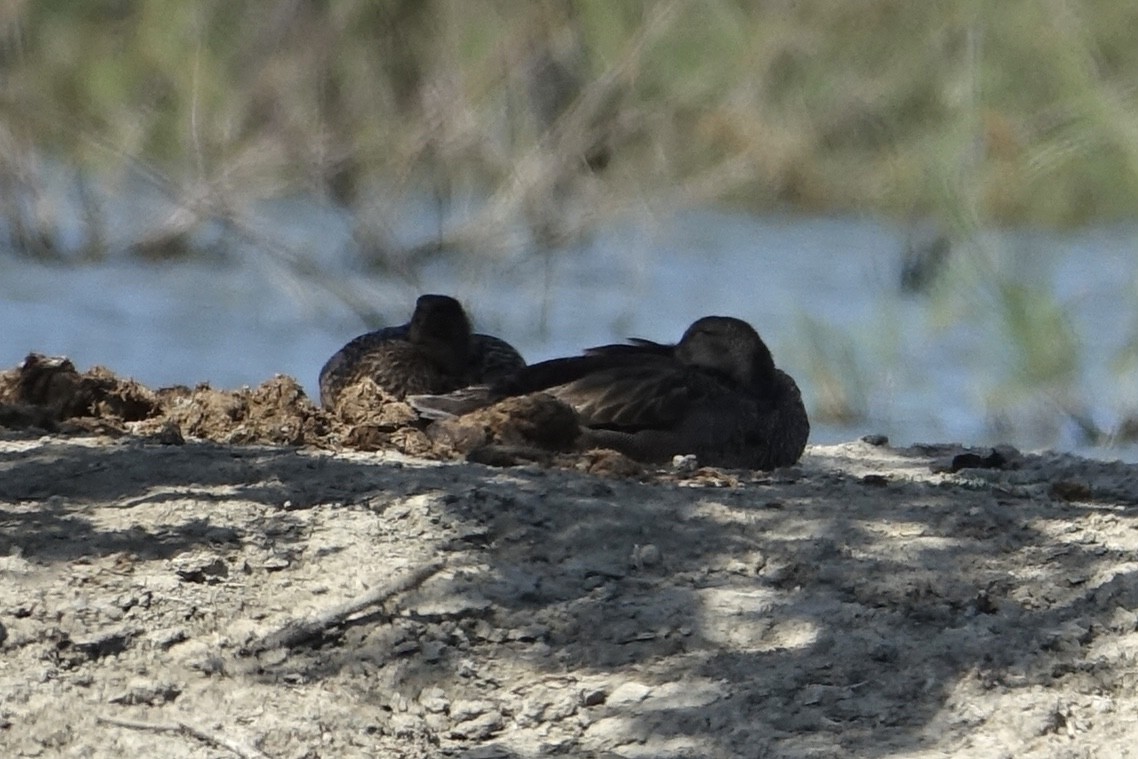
(4, 358, 1138, 758)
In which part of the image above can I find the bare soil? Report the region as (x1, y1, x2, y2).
(3, 356, 1138, 758)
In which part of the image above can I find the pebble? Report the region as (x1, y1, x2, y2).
(423, 712, 449, 732)
(388, 713, 424, 738)
(450, 699, 495, 722)
(392, 640, 419, 656)
(419, 687, 450, 713)
(584, 715, 648, 746)
(421, 640, 446, 662)
(107, 678, 182, 706)
(508, 624, 549, 642)
(262, 556, 291, 571)
(258, 647, 289, 666)
(515, 699, 546, 726)
(580, 688, 608, 707)
(545, 693, 580, 719)
(607, 681, 653, 706)
(449, 711, 504, 740)
(631, 544, 661, 569)
(170, 552, 229, 583)
(672, 454, 699, 473)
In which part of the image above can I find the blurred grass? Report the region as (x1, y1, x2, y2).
(3, 0, 1138, 247)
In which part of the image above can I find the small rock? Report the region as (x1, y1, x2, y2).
(421, 640, 446, 662)
(509, 624, 549, 642)
(582, 575, 606, 591)
(449, 711, 504, 740)
(860, 434, 889, 446)
(69, 627, 138, 663)
(262, 556, 290, 572)
(469, 620, 496, 641)
(171, 553, 229, 583)
(108, 679, 182, 706)
(931, 445, 1020, 473)
(993, 444, 1022, 465)
(1051, 480, 1093, 502)
(203, 654, 232, 676)
(725, 559, 754, 575)
(672, 454, 699, 473)
(113, 591, 150, 614)
(538, 694, 577, 721)
(423, 712, 448, 732)
(607, 681, 652, 706)
(392, 640, 419, 656)
(258, 647, 289, 667)
(631, 544, 661, 569)
(1107, 607, 1138, 633)
(516, 699, 546, 725)
(151, 420, 185, 445)
(581, 689, 608, 707)
(972, 589, 999, 615)
(584, 715, 649, 746)
(471, 619, 507, 646)
(204, 526, 242, 544)
(759, 561, 793, 585)
(450, 699, 494, 722)
(421, 696, 450, 714)
(148, 626, 189, 650)
(388, 713, 425, 738)
(419, 687, 450, 714)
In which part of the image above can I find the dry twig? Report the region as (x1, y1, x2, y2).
(243, 559, 448, 655)
(96, 714, 271, 759)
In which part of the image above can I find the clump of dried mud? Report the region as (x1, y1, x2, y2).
(0, 353, 595, 466)
(0, 354, 160, 433)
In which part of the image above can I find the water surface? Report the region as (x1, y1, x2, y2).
(3, 200, 1136, 460)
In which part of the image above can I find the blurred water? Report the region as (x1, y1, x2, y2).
(2, 197, 1137, 461)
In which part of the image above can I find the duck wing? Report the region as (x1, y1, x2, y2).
(548, 361, 727, 432)
(410, 349, 651, 420)
(583, 337, 674, 358)
(319, 324, 410, 406)
(469, 334, 526, 385)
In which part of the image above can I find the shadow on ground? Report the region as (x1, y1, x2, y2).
(5, 432, 1137, 757)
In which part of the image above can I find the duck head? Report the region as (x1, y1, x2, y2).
(408, 294, 473, 373)
(675, 316, 776, 392)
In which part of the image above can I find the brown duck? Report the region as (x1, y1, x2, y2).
(412, 316, 809, 469)
(318, 294, 525, 408)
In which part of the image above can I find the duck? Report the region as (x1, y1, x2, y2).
(412, 316, 809, 470)
(318, 294, 525, 408)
